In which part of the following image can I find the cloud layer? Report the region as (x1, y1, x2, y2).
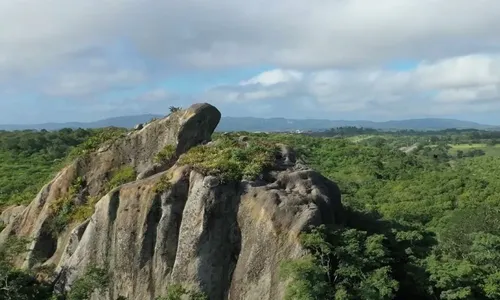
(1, 0, 500, 122)
(203, 54, 500, 118)
(2, 0, 500, 74)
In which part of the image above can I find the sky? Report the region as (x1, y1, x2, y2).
(1, 0, 500, 125)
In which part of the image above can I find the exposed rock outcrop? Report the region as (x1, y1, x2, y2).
(0, 103, 221, 268)
(0, 103, 343, 300)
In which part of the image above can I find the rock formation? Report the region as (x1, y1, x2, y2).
(0, 103, 343, 300)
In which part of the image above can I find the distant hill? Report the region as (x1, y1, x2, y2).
(0, 114, 162, 131)
(216, 117, 496, 131)
(0, 115, 496, 131)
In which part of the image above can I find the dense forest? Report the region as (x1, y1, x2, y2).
(2, 127, 500, 299)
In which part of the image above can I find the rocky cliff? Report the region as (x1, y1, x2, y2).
(0, 103, 343, 300)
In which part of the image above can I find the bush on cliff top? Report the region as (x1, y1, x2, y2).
(178, 136, 278, 182)
(68, 127, 126, 159)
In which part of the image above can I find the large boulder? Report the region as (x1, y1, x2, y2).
(55, 164, 342, 300)
(0, 103, 221, 269)
(0, 102, 344, 300)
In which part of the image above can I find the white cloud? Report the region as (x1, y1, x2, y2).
(136, 89, 171, 102)
(1, 0, 500, 77)
(240, 69, 303, 86)
(1, 0, 500, 122)
(203, 54, 500, 118)
(416, 54, 500, 89)
(44, 69, 147, 97)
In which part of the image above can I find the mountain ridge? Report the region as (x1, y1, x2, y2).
(0, 114, 496, 131)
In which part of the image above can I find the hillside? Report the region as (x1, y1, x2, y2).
(0, 115, 495, 131)
(0, 104, 342, 300)
(1, 104, 500, 299)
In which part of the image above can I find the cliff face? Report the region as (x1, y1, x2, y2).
(0, 103, 343, 300)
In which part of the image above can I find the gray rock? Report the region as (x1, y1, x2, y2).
(56, 166, 342, 300)
(203, 175, 220, 188)
(0, 103, 344, 300)
(0, 103, 221, 269)
(238, 136, 249, 142)
(136, 163, 165, 180)
(0, 205, 25, 229)
(134, 123, 144, 130)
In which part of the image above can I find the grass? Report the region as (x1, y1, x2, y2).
(71, 196, 101, 223)
(178, 136, 278, 182)
(155, 144, 176, 163)
(106, 165, 136, 191)
(153, 172, 173, 193)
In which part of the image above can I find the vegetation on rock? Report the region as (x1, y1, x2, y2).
(156, 284, 207, 300)
(178, 135, 278, 182)
(67, 127, 126, 159)
(153, 172, 173, 193)
(154, 144, 176, 164)
(48, 176, 86, 234)
(106, 165, 136, 191)
(169, 106, 182, 113)
(66, 266, 110, 300)
(47, 165, 136, 234)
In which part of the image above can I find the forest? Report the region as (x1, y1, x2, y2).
(1, 126, 500, 299)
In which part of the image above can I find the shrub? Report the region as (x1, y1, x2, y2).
(178, 136, 277, 182)
(155, 145, 176, 164)
(153, 173, 173, 194)
(0, 237, 53, 300)
(169, 106, 182, 113)
(156, 284, 207, 300)
(67, 266, 110, 300)
(106, 166, 136, 191)
(48, 177, 85, 234)
(71, 196, 100, 223)
(68, 127, 126, 159)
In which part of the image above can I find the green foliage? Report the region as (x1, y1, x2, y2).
(155, 145, 176, 163)
(67, 127, 126, 159)
(153, 172, 173, 193)
(70, 195, 100, 223)
(281, 225, 398, 300)
(156, 284, 207, 300)
(0, 128, 126, 208)
(48, 176, 86, 234)
(280, 255, 332, 300)
(106, 165, 136, 191)
(67, 266, 110, 300)
(0, 128, 96, 208)
(4, 127, 500, 299)
(169, 106, 182, 113)
(0, 236, 53, 300)
(178, 136, 277, 182)
(48, 165, 135, 232)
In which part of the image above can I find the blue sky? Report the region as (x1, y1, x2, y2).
(1, 0, 500, 125)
